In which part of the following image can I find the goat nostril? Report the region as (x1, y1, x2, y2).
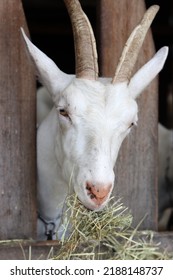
(86, 185, 91, 191)
(90, 194, 96, 199)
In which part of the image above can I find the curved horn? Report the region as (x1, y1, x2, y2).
(64, 0, 98, 80)
(112, 5, 159, 84)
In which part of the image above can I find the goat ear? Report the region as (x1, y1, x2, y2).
(128, 47, 168, 99)
(21, 28, 73, 100)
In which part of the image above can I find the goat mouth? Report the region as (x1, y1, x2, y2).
(85, 194, 108, 210)
(77, 194, 106, 211)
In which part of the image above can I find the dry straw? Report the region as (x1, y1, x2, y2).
(53, 195, 172, 260)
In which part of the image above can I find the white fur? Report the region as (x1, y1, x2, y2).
(21, 28, 168, 239)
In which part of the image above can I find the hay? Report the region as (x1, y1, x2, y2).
(53, 195, 172, 260)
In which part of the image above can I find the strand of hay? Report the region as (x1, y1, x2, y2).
(53, 195, 172, 260)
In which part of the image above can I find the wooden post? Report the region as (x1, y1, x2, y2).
(0, 0, 36, 239)
(97, 0, 158, 230)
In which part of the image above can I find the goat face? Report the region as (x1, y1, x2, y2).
(53, 79, 137, 210)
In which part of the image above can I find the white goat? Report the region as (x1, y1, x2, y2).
(21, 0, 168, 240)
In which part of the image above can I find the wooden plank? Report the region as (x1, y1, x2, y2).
(0, 240, 60, 260)
(0, 0, 36, 239)
(0, 232, 173, 259)
(97, 0, 158, 230)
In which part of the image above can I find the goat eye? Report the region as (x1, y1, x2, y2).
(59, 109, 69, 118)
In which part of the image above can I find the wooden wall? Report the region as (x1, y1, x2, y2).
(0, 0, 36, 240)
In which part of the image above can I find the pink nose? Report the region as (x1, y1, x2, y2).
(86, 181, 112, 206)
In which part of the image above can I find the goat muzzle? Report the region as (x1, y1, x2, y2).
(86, 181, 112, 206)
